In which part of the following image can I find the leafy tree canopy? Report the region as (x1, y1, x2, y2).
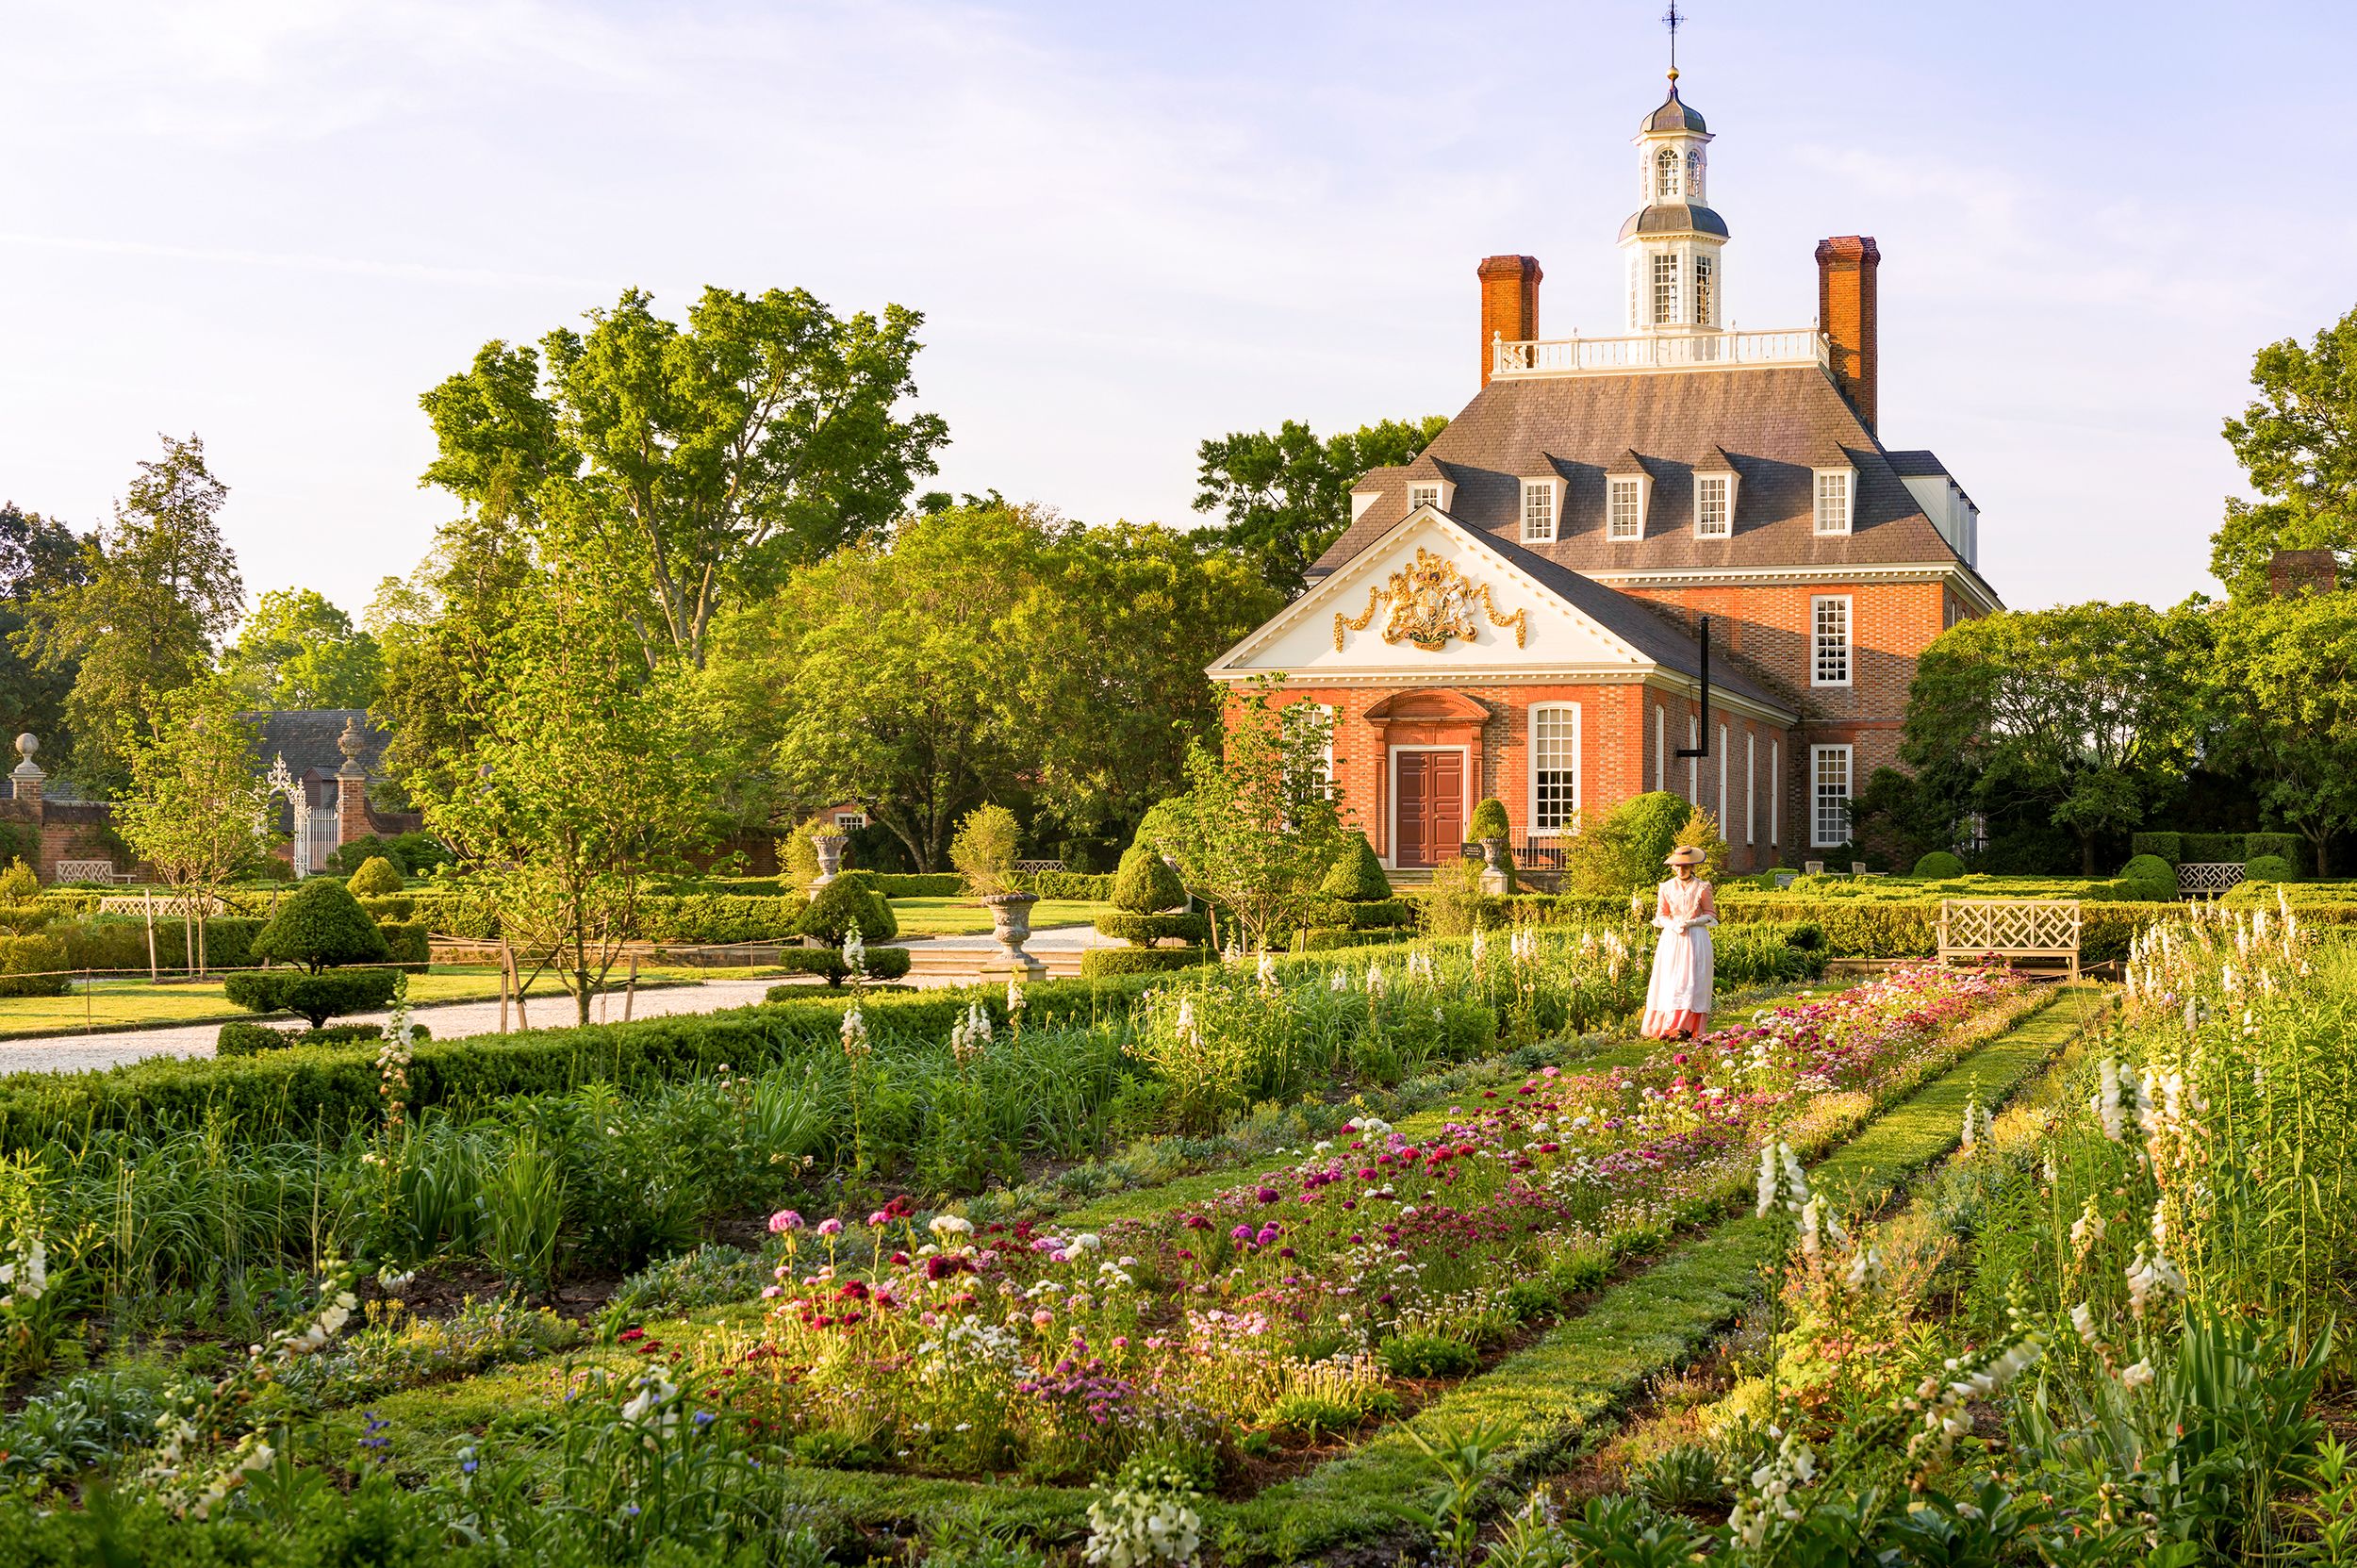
(0, 503, 91, 767)
(2212, 306, 2357, 599)
(1902, 602, 2205, 872)
(12, 435, 243, 793)
(2206, 590, 2357, 875)
(1193, 415, 1448, 597)
(222, 587, 384, 710)
(420, 285, 950, 668)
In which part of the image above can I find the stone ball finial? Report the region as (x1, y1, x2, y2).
(14, 734, 35, 761)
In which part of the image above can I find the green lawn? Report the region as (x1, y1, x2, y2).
(0, 965, 720, 1038)
(885, 897, 1111, 936)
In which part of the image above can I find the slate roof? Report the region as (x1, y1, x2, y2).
(1440, 519, 1792, 716)
(1619, 203, 1729, 239)
(1310, 362, 1988, 586)
(1641, 83, 1706, 133)
(248, 709, 389, 781)
(1883, 449, 1949, 477)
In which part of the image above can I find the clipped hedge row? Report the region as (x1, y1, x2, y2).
(217, 1020, 435, 1058)
(1011, 869, 1114, 901)
(2132, 831, 2304, 869)
(1095, 911, 1211, 947)
(759, 947, 916, 989)
(1079, 946, 1209, 977)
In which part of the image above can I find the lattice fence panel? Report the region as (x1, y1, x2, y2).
(1938, 899, 2082, 957)
(2178, 862, 2244, 894)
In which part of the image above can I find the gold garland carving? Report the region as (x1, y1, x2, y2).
(1329, 547, 1527, 654)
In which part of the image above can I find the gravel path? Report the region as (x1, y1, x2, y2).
(0, 978, 783, 1077)
(0, 925, 1127, 1076)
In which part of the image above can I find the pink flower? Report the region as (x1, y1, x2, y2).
(817, 1218, 844, 1237)
(867, 1211, 890, 1227)
(1031, 1309, 1054, 1327)
(768, 1210, 805, 1233)
(761, 1285, 783, 1298)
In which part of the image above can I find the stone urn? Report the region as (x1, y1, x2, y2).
(811, 833, 845, 888)
(981, 890, 1046, 978)
(1478, 836, 1511, 896)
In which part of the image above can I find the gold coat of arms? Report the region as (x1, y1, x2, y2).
(1333, 547, 1528, 652)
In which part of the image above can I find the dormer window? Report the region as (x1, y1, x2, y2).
(1654, 145, 1681, 200)
(1520, 478, 1558, 544)
(1693, 472, 1732, 537)
(1408, 483, 1442, 513)
(1607, 475, 1648, 540)
(1813, 468, 1854, 536)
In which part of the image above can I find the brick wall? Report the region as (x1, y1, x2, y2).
(1260, 683, 1791, 872)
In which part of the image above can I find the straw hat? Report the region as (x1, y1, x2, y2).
(1664, 846, 1706, 867)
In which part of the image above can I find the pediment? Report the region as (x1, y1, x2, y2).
(1208, 508, 1655, 679)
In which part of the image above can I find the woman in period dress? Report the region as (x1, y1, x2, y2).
(1641, 845, 1717, 1040)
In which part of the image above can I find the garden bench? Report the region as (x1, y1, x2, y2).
(1936, 897, 2082, 980)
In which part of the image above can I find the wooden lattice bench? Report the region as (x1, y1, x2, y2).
(1936, 898, 2083, 981)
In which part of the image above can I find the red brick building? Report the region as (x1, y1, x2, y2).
(1209, 72, 2000, 873)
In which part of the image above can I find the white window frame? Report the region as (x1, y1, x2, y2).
(1285, 701, 1337, 788)
(1686, 147, 1706, 203)
(1692, 471, 1733, 538)
(1527, 703, 1580, 834)
(1651, 252, 1680, 325)
(1653, 704, 1665, 791)
(1744, 730, 1756, 845)
(1686, 714, 1698, 802)
(1771, 739, 1781, 850)
(1607, 475, 1649, 540)
(1693, 251, 1715, 326)
(1407, 483, 1441, 513)
(1520, 478, 1559, 544)
(1811, 594, 1853, 688)
(1813, 467, 1854, 536)
(1654, 144, 1682, 199)
(1810, 743, 1853, 850)
(1717, 723, 1728, 821)
(833, 810, 866, 831)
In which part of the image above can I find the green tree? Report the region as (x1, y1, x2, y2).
(710, 503, 1046, 872)
(1163, 679, 1346, 953)
(2212, 307, 2357, 599)
(1193, 416, 1449, 596)
(1009, 521, 1281, 841)
(412, 591, 720, 1026)
(112, 682, 274, 973)
(420, 286, 950, 668)
(13, 435, 244, 793)
(222, 588, 384, 710)
(2208, 592, 2357, 876)
(1902, 603, 2203, 873)
(0, 503, 91, 763)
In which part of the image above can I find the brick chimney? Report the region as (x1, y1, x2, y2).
(2269, 548, 2339, 597)
(1815, 236, 1880, 431)
(1477, 255, 1541, 388)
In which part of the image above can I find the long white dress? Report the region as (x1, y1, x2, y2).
(1641, 876, 1717, 1039)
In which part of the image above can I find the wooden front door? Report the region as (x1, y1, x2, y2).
(1393, 750, 1465, 867)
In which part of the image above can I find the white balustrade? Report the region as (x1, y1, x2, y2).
(1492, 328, 1829, 379)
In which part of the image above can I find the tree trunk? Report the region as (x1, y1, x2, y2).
(2078, 831, 2100, 876)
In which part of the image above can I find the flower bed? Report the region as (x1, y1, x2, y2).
(709, 964, 2026, 1485)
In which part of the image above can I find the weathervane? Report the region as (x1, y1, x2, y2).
(1663, 1, 1685, 79)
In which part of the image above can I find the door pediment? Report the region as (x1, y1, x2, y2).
(1363, 688, 1490, 725)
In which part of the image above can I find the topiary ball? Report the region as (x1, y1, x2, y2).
(252, 877, 391, 973)
(1910, 850, 1968, 880)
(2241, 854, 2295, 885)
(346, 855, 405, 897)
(2118, 853, 2178, 899)
(1111, 844, 1186, 913)
(798, 870, 898, 943)
(1468, 797, 1511, 841)
(1319, 834, 1392, 901)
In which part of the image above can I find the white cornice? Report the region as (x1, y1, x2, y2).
(1586, 560, 2004, 614)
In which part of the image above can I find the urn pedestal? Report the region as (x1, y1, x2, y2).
(981, 891, 1046, 980)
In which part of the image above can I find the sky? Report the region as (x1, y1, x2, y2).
(3, 0, 2351, 623)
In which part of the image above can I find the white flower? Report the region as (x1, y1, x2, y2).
(2118, 1359, 2155, 1392)
(929, 1214, 975, 1238)
(2069, 1301, 2100, 1347)
(843, 927, 866, 979)
(2069, 1197, 2106, 1255)
(2090, 1059, 2126, 1142)
(841, 1005, 870, 1060)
